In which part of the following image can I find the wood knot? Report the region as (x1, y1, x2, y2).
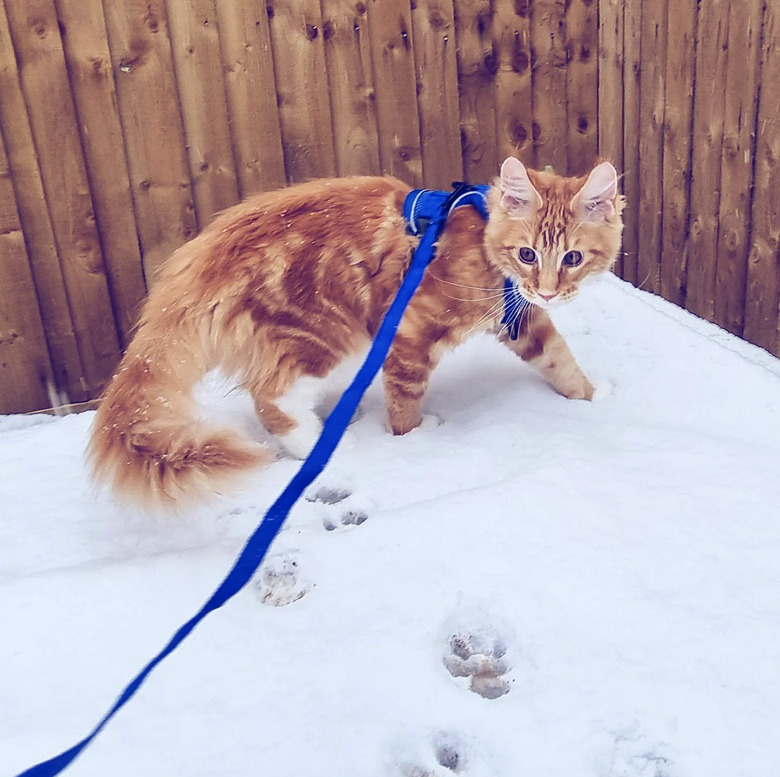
(483, 48, 498, 76)
(355, 1, 367, 14)
(322, 20, 335, 40)
(429, 11, 448, 30)
(510, 119, 528, 144)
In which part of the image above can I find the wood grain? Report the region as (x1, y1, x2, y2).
(102, 0, 198, 279)
(713, 0, 764, 336)
(266, 0, 337, 182)
(55, 0, 146, 345)
(686, 0, 729, 322)
(743, 2, 780, 353)
(659, 0, 697, 307)
(0, 128, 53, 412)
(367, 0, 422, 186)
(4, 0, 121, 395)
(321, 0, 381, 177)
(166, 0, 239, 225)
(492, 0, 533, 168)
(530, 0, 567, 171)
(215, 0, 286, 196)
(411, 0, 462, 187)
(565, 0, 598, 175)
(0, 0, 86, 401)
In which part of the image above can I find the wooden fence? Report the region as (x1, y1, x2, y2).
(0, 0, 777, 414)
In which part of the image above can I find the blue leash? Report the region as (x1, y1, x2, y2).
(16, 183, 504, 777)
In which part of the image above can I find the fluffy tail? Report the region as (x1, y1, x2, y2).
(89, 312, 268, 509)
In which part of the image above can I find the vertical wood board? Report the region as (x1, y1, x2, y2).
(0, 0, 86, 401)
(55, 0, 146, 346)
(4, 0, 121, 394)
(215, 0, 286, 196)
(411, 0, 462, 188)
(492, 0, 534, 168)
(453, 0, 498, 182)
(266, 0, 337, 183)
(102, 0, 198, 279)
(367, 0, 422, 186)
(320, 0, 381, 178)
(166, 0, 240, 225)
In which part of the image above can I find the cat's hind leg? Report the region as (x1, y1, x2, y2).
(252, 376, 324, 460)
(500, 308, 595, 400)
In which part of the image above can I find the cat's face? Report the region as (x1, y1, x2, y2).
(484, 158, 624, 310)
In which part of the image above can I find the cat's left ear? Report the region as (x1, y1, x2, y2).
(571, 162, 619, 223)
(499, 157, 543, 219)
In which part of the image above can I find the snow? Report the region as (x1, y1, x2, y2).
(2, 274, 780, 777)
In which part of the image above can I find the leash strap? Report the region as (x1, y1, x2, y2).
(15, 189, 470, 777)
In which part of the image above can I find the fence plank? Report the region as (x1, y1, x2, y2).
(167, 0, 240, 225)
(367, 0, 422, 186)
(266, 0, 336, 183)
(744, 2, 780, 353)
(4, 0, 121, 396)
(659, 0, 697, 307)
(0, 0, 86, 402)
(492, 0, 533, 168)
(54, 0, 146, 347)
(411, 0, 462, 188)
(0, 130, 53, 413)
(636, 0, 667, 294)
(215, 0, 286, 196)
(621, 0, 640, 284)
(598, 0, 624, 275)
(102, 0, 198, 279)
(453, 0, 498, 183)
(566, 0, 598, 175)
(531, 0, 567, 171)
(686, 0, 729, 322)
(713, 0, 763, 337)
(320, 0, 381, 178)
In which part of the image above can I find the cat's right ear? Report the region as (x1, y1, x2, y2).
(499, 157, 543, 219)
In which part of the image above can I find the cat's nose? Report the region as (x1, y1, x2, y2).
(538, 292, 558, 301)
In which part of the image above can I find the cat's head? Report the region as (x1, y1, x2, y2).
(484, 157, 624, 309)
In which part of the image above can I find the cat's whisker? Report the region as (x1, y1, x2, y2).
(438, 288, 506, 303)
(465, 298, 506, 337)
(427, 271, 505, 294)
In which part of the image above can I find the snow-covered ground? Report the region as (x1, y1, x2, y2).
(2, 274, 780, 777)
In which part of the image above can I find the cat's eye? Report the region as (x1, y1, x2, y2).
(518, 247, 537, 264)
(562, 250, 583, 267)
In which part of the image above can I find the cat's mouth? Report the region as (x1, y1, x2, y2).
(523, 289, 576, 310)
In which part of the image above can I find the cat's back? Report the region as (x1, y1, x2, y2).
(212, 174, 411, 239)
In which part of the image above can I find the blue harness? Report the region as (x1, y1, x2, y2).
(403, 182, 532, 340)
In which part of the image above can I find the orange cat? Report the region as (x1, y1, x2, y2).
(89, 158, 624, 507)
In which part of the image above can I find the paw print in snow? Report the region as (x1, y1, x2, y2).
(595, 724, 676, 777)
(397, 732, 465, 776)
(253, 553, 309, 607)
(443, 633, 511, 699)
(305, 485, 370, 532)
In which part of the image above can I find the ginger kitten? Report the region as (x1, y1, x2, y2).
(89, 157, 624, 507)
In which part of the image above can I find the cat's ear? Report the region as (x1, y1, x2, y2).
(571, 162, 619, 223)
(499, 157, 543, 219)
